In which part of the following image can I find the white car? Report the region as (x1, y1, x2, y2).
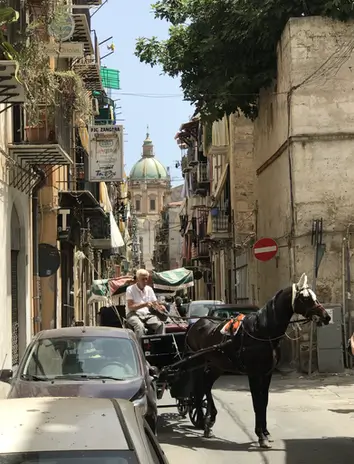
(0, 397, 169, 464)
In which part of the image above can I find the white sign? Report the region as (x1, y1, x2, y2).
(45, 42, 84, 58)
(88, 125, 124, 182)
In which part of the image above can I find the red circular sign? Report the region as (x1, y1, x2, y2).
(253, 237, 278, 262)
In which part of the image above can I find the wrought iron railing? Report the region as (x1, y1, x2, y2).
(197, 162, 209, 184)
(192, 241, 209, 259)
(198, 241, 210, 257)
(89, 214, 110, 239)
(211, 209, 231, 233)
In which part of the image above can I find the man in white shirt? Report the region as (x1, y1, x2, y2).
(125, 269, 165, 339)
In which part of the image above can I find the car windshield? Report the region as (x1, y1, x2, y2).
(0, 450, 138, 464)
(21, 336, 140, 381)
(189, 302, 223, 317)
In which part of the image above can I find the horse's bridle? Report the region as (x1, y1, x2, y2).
(293, 290, 326, 323)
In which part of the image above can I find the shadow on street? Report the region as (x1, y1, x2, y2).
(158, 412, 354, 462)
(157, 412, 261, 451)
(284, 437, 354, 462)
(217, 373, 354, 393)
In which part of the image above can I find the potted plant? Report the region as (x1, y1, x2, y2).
(25, 104, 56, 143)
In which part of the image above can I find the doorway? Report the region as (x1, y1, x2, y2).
(11, 206, 20, 367)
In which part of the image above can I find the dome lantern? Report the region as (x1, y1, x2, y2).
(142, 125, 154, 158)
(129, 128, 169, 181)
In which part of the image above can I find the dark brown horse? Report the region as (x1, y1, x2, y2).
(184, 274, 331, 448)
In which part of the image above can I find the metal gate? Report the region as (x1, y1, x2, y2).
(11, 250, 19, 366)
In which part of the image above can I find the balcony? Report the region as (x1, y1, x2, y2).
(197, 162, 209, 185)
(210, 209, 232, 240)
(182, 257, 192, 267)
(187, 145, 198, 166)
(191, 241, 210, 260)
(58, 160, 105, 221)
(189, 196, 211, 210)
(0, 61, 25, 105)
(8, 106, 73, 192)
(72, 11, 94, 57)
(93, 91, 115, 125)
(181, 155, 191, 173)
(74, 0, 102, 5)
(89, 214, 113, 250)
(74, 30, 103, 91)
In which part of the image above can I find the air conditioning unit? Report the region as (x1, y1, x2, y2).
(92, 98, 99, 115)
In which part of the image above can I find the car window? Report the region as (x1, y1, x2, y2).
(0, 450, 138, 464)
(144, 426, 165, 463)
(189, 302, 223, 317)
(21, 337, 140, 380)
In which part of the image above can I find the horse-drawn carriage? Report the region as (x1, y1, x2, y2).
(88, 268, 202, 424)
(89, 271, 332, 447)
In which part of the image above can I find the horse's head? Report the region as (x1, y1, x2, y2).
(292, 273, 331, 325)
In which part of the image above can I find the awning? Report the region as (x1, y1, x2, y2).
(78, 123, 90, 153)
(99, 182, 111, 212)
(99, 182, 124, 248)
(87, 268, 194, 304)
(152, 268, 194, 291)
(110, 212, 124, 248)
(213, 163, 229, 203)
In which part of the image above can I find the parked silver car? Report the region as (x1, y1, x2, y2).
(0, 396, 169, 464)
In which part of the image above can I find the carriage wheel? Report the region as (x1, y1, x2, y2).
(188, 395, 208, 429)
(176, 399, 188, 418)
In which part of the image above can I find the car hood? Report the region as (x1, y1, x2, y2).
(8, 376, 144, 400)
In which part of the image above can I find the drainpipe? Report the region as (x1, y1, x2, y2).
(32, 167, 46, 335)
(346, 224, 354, 369)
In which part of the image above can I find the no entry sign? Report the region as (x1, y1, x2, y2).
(253, 237, 278, 262)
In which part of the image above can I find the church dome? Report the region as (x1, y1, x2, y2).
(129, 130, 168, 181)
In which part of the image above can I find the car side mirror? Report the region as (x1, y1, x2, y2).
(0, 369, 13, 383)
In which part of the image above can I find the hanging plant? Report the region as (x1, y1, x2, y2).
(55, 71, 93, 125)
(17, 34, 58, 126)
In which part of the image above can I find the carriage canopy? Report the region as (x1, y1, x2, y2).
(88, 268, 194, 304)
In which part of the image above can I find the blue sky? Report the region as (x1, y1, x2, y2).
(91, 0, 193, 187)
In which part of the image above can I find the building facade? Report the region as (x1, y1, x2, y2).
(0, 0, 125, 387)
(153, 184, 183, 271)
(128, 131, 170, 271)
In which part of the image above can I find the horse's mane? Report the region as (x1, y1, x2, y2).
(244, 288, 286, 336)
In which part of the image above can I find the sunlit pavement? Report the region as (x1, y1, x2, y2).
(157, 373, 354, 464)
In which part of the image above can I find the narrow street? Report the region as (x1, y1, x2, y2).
(158, 374, 354, 464)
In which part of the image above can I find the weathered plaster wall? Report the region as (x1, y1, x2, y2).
(254, 16, 354, 305)
(0, 106, 31, 372)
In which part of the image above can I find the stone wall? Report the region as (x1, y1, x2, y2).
(254, 16, 354, 306)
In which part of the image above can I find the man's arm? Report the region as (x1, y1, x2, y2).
(148, 288, 165, 311)
(126, 287, 151, 312)
(127, 299, 151, 311)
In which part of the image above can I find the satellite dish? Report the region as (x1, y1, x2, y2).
(39, 243, 61, 278)
(48, 12, 75, 42)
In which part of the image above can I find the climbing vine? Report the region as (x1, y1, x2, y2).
(135, 0, 354, 121)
